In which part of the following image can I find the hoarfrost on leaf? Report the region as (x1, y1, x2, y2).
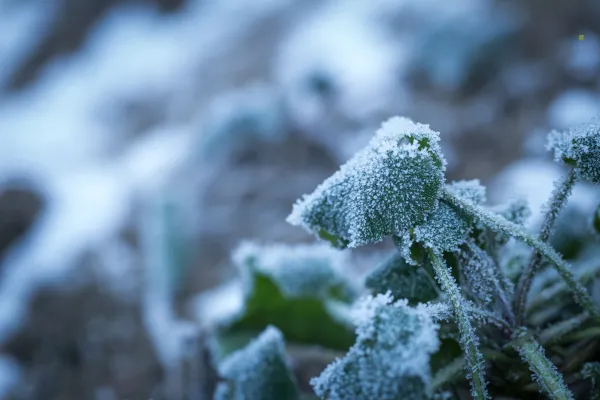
(233, 241, 356, 300)
(311, 293, 441, 400)
(287, 116, 446, 248)
(215, 326, 300, 400)
(365, 251, 439, 304)
(547, 115, 600, 182)
(217, 241, 356, 352)
(412, 180, 486, 253)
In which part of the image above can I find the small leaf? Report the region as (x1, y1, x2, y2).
(311, 293, 441, 400)
(460, 240, 514, 319)
(287, 116, 446, 248)
(547, 116, 600, 182)
(215, 326, 300, 400)
(411, 180, 486, 254)
(364, 251, 439, 304)
(217, 242, 356, 354)
(513, 332, 574, 400)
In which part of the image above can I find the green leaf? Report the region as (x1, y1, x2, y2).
(287, 116, 446, 248)
(311, 293, 441, 400)
(547, 116, 600, 183)
(364, 251, 439, 304)
(217, 242, 356, 354)
(513, 333, 574, 400)
(215, 326, 300, 400)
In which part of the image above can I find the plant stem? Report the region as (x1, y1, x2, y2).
(442, 187, 599, 319)
(513, 331, 574, 400)
(427, 249, 489, 400)
(514, 169, 577, 326)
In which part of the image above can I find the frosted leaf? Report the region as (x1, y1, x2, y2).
(411, 180, 485, 254)
(287, 116, 446, 248)
(311, 293, 440, 400)
(460, 240, 514, 317)
(233, 241, 356, 300)
(220, 242, 356, 352)
(364, 251, 439, 304)
(547, 115, 600, 182)
(459, 246, 495, 306)
(215, 326, 299, 400)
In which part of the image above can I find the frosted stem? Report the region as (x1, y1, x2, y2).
(442, 188, 599, 319)
(514, 169, 577, 326)
(427, 249, 489, 400)
(513, 332, 574, 400)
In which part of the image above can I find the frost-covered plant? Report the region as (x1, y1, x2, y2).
(204, 115, 600, 399)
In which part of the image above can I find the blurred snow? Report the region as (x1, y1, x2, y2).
(562, 33, 600, 81)
(0, 0, 58, 87)
(489, 159, 598, 227)
(547, 90, 600, 130)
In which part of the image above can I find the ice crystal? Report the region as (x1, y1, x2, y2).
(547, 115, 600, 182)
(287, 116, 446, 248)
(215, 326, 299, 400)
(364, 251, 439, 304)
(311, 293, 440, 400)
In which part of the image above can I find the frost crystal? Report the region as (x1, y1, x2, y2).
(311, 293, 441, 400)
(287, 116, 446, 248)
(547, 115, 600, 182)
(215, 326, 299, 400)
(410, 180, 486, 255)
(365, 252, 439, 304)
(233, 241, 355, 300)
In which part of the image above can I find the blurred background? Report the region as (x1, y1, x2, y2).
(0, 0, 599, 398)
